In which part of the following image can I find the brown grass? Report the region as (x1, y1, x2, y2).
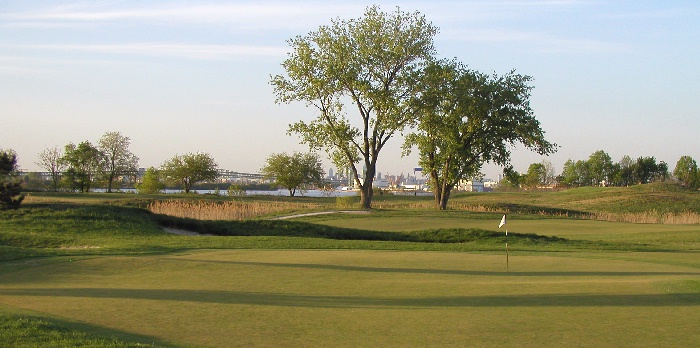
(589, 211, 700, 224)
(148, 200, 321, 220)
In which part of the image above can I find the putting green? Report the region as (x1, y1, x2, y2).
(1, 250, 698, 347)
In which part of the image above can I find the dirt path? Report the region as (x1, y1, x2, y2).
(270, 210, 370, 220)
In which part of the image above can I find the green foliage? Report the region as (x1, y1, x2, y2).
(335, 195, 358, 209)
(673, 155, 699, 189)
(227, 184, 246, 197)
(60, 141, 103, 192)
(405, 59, 556, 209)
(0, 149, 24, 209)
(261, 152, 325, 197)
(161, 152, 218, 193)
(136, 167, 164, 194)
(0, 312, 160, 347)
(272, 5, 438, 208)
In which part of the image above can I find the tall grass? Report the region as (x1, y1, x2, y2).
(147, 200, 320, 220)
(589, 211, 700, 224)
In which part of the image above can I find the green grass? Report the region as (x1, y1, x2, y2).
(1, 250, 698, 347)
(1, 185, 699, 346)
(0, 312, 165, 347)
(440, 182, 700, 215)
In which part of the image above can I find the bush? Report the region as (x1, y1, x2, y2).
(336, 195, 358, 209)
(0, 149, 24, 209)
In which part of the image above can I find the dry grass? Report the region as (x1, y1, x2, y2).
(148, 200, 321, 220)
(589, 211, 700, 224)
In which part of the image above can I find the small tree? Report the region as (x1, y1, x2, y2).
(60, 141, 104, 192)
(588, 150, 613, 186)
(36, 146, 65, 191)
(522, 162, 546, 189)
(161, 152, 218, 193)
(98, 131, 139, 193)
(261, 152, 325, 197)
(0, 149, 24, 209)
(136, 167, 165, 194)
(673, 156, 699, 189)
(499, 166, 521, 190)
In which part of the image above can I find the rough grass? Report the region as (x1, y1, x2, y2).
(0, 312, 163, 347)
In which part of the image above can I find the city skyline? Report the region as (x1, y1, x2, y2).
(2, 1, 699, 179)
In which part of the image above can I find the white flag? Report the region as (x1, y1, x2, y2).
(498, 214, 506, 229)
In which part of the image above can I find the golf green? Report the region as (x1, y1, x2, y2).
(1, 250, 698, 347)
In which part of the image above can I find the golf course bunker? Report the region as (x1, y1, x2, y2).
(1, 250, 697, 347)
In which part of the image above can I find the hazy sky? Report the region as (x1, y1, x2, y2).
(2, 1, 699, 179)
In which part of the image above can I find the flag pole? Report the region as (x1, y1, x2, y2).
(498, 214, 508, 272)
(505, 228, 509, 272)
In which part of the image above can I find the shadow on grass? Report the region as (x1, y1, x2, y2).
(2, 288, 698, 308)
(154, 214, 619, 249)
(0, 311, 172, 347)
(159, 258, 700, 278)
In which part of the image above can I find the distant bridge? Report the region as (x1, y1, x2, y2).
(20, 170, 349, 186)
(21, 169, 265, 181)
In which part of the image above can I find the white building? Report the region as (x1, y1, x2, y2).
(458, 180, 485, 192)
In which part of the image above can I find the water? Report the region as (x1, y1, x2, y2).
(94, 188, 359, 197)
(94, 188, 430, 197)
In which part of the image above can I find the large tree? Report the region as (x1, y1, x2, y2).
(405, 59, 556, 209)
(98, 131, 139, 193)
(36, 146, 65, 191)
(0, 149, 24, 209)
(161, 152, 218, 193)
(261, 152, 325, 197)
(271, 6, 437, 209)
(60, 141, 104, 192)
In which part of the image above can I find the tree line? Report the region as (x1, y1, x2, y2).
(29, 131, 219, 195)
(23, 132, 325, 197)
(501, 150, 699, 189)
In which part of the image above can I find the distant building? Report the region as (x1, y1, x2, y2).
(458, 180, 485, 192)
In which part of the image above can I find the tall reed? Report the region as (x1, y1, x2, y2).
(148, 200, 319, 221)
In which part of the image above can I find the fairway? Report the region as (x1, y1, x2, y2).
(1, 249, 698, 347)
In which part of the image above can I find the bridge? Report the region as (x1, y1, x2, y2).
(20, 169, 351, 186)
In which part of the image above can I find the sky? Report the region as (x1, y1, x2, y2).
(2, 0, 699, 180)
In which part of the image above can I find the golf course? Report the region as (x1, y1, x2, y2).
(1, 183, 699, 347)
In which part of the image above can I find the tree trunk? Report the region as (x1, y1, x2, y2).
(359, 163, 376, 209)
(438, 185, 452, 210)
(107, 173, 115, 193)
(429, 170, 442, 210)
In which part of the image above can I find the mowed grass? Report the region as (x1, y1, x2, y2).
(305, 212, 700, 252)
(0, 250, 698, 347)
(2, 186, 700, 346)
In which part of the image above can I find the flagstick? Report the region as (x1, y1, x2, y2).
(505, 229, 509, 272)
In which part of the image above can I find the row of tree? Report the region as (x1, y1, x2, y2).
(502, 151, 699, 189)
(36, 132, 140, 193)
(31, 131, 326, 196)
(33, 131, 220, 194)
